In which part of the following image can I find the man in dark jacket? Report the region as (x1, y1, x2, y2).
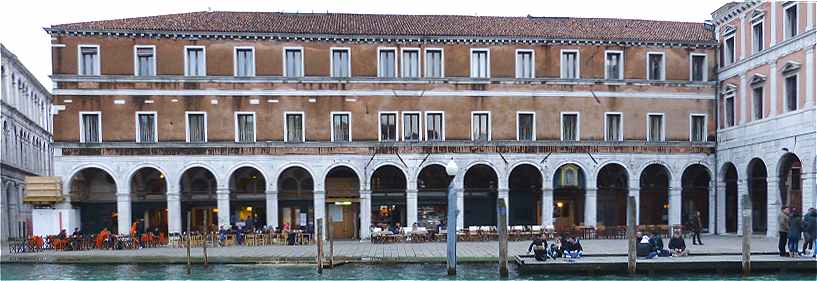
(778, 207, 790, 256)
(787, 210, 802, 257)
(688, 211, 703, 245)
(527, 234, 548, 261)
(801, 208, 816, 257)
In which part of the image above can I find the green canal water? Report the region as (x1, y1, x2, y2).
(0, 263, 813, 280)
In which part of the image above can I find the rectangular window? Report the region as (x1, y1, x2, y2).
(560, 50, 579, 79)
(401, 49, 420, 78)
(471, 112, 490, 141)
(331, 112, 351, 142)
(605, 51, 623, 80)
(80, 112, 101, 143)
(561, 113, 579, 141)
(235, 113, 255, 143)
(752, 21, 764, 53)
(285, 112, 304, 143)
(785, 75, 798, 112)
(378, 48, 397, 78)
(725, 95, 735, 127)
(752, 87, 764, 120)
(785, 3, 798, 39)
(517, 112, 535, 141)
(136, 112, 157, 143)
(424, 49, 443, 78)
(690, 115, 706, 142)
(134, 46, 155, 76)
(379, 112, 398, 141)
(78, 45, 100, 75)
(515, 50, 534, 79)
(234, 47, 255, 77)
(186, 112, 207, 143)
(185, 46, 206, 76)
(724, 37, 735, 65)
(403, 112, 421, 141)
(470, 49, 489, 78)
(331, 48, 351, 78)
(605, 113, 622, 141)
(647, 53, 665, 81)
(425, 112, 444, 141)
(284, 48, 304, 77)
(647, 114, 665, 142)
(691, 54, 706, 82)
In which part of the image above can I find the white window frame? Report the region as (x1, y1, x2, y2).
(515, 111, 536, 141)
(689, 53, 708, 82)
(134, 111, 158, 143)
(185, 111, 208, 143)
(400, 47, 421, 78)
(377, 47, 398, 78)
(78, 111, 102, 143)
(283, 111, 306, 143)
(514, 49, 535, 79)
(646, 52, 666, 81)
(688, 113, 708, 142)
(469, 48, 491, 78)
(646, 113, 666, 142)
(424, 111, 445, 141)
(423, 48, 445, 78)
(559, 49, 580, 79)
(329, 111, 352, 142)
(233, 46, 256, 77)
(784, 2, 799, 40)
(604, 50, 624, 80)
(378, 111, 399, 142)
(603, 112, 624, 142)
(783, 72, 799, 112)
(329, 47, 351, 78)
(470, 111, 492, 141)
(751, 19, 764, 54)
(77, 44, 101, 75)
(723, 35, 736, 65)
(560, 112, 581, 141)
(133, 45, 156, 76)
(183, 46, 207, 76)
(282, 47, 305, 77)
(723, 90, 736, 127)
(234, 111, 257, 143)
(401, 111, 423, 142)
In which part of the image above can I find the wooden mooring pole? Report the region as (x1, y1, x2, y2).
(626, 196, 637, 274)
(741, 194, 752, 275)
(328, 216, 334, 268)
(202, 211, 209, 268)
(316, 218, 324, 274)
(186, 211, 192, 275)
(497, 198, 509, 278)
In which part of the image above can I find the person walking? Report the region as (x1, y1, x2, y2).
(778, 207, 790, 257)
(787, 210, 802, 257)
(689, 211, 703, 245)
(801, 208, 816, 257)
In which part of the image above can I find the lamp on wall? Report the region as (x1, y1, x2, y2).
(446, 159, 458, 177)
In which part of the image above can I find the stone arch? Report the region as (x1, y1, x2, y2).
(274, 162, 317, 191)
(721, 162, 739, 233)
(370, 163, 408, 227)
(227, 164, 268, 228)
(322, 162, 364, 190)
(552, 162, 587, 229)
(65, 163, 120, 194)
(746, 158, 768, 233)
(776, 152, 803, 212)
(225, 162, 270, 190)
(508, 162, 543, 226)
(681, 164, 711, 231)
(129, 165, 169, 234)
(551, 160, 589, 184)
(463, 160, 503, 181)
(637, 160, 674, 186)
(639, 163, 672, 225)
(370, 161, 409, 183)
(594, 160, 632, 182)
(596, 162, 630, 227)
(126, 163, 171, 190)
(416, 160, 448, 180)
(323, 163, 362, 240)
(67, 165, 119, 233)
(177, 162, 220, 188)
(463, 163, 499, 227)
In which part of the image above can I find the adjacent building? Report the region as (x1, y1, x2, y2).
(712, 1, 816, 237)
(1, 44, 54, 241)
(44, 10, 723, 239)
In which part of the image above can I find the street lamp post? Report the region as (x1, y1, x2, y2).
(446, 159, 459, 276)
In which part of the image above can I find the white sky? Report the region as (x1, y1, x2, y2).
(1, 0, 728, 88)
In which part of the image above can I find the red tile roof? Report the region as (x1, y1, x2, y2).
(49, 11, 716, 44)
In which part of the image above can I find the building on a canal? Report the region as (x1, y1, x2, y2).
(1, 44, 55, 241)
(39, 3, 814, 239)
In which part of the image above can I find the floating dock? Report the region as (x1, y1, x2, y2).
(514, 254, 817, 274)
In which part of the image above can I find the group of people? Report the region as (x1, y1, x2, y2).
(636, 231, 689, 259)
(527, 234, 584, 261)
(777, 207, 817, 258)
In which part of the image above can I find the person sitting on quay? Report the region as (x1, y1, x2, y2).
(549, 237, 563, 259)
(801, 207, 816, 257)
(527, 234, 549, 261)
(637, 235, 658, 259)
(668, 230, 688, 257)
(787, 210, 803, 257)
(563, 236, 583, 260)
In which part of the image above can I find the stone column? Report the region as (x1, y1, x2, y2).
(167, 192, 181, 234)
(629, 179, 640, 226)
(803, 172, 816, 211)
(770, 62, 778, 117)
(771, 2, 778, 46)
(116, 192, 131, 235)
(806, 48, 814, 108)
(314, 187, 326, 237)
(216, 186, 230, 227)
(737, 179, 747, 236)
(542, 178, 554, 227)
(739, 14, 747, 60)
(739, 74, 748, 124)
(808, 2, 815, 31)
(360, 190, 372, 240)
(584, 187, 597, 228)
(668, 186, 682, 227)
(407, 179, 418, 227)
(6, 183, 18, 238)
(708, 179, 716, 234)
(265, 190, 278, 229)
(717, 181, 727, 234)
(766, 176, 780, 238)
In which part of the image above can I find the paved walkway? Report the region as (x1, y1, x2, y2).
(2, 235, 788, 263)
